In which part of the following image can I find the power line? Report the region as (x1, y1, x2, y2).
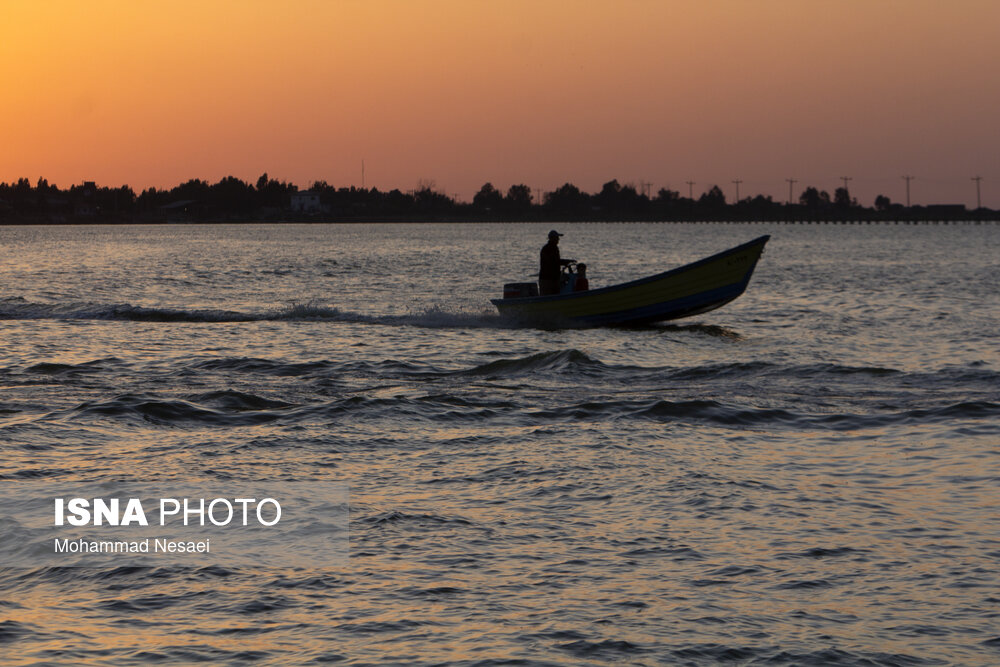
(786, 178, 797, 205)
(686, 181, 695, 200)
(902, 175, 914, 207)
(732, 179, 743, 203)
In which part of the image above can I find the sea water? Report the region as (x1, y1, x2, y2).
(0, 222, 997, 665)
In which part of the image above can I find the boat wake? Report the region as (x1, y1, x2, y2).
(0, 297, 732, 332)
(0, 297, 509, 329)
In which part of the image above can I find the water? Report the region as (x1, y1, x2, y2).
(1, 222, 998, 665)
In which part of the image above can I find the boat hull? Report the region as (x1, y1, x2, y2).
(491, 235, 770, 327)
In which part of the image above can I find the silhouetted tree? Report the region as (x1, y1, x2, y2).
(656, 188, 680, 203)
(834, 187, 856, 208)
(544, 183, 590, 218)
(597, 179, 622, 202)
(35, 177, 52, 211)
(592, 180, 644, 217)
(743, 194, 777, 219)
(505, 184, 533, 214)
(211, 176, 255, 217)
(12, 178, 31, 213)
(799, 186, 830, 208)
(98, 185, 136, 216)
(473, 182, 503, 210)
(620, 182, 643, 206)
(174, 179, 211, 201)
(648, 187, 682, 220)
(699, 185, 726, 206)
(413, 185, 454, 216)
(3, 173, 996, 224)
(384, 188, 413, 215)
(255, 174, 296, 209)
(136, 187, 161, 213)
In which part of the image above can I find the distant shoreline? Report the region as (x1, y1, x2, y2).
(2, 217, 998, 226)
(2, 176, 995, 225)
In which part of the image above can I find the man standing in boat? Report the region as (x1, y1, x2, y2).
(539, 229, 573, 295)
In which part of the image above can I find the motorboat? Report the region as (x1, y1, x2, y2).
(491, 235, 770, 326)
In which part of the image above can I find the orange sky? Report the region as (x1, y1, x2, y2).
(2, 0, 997, 206)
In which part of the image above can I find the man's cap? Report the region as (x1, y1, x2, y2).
(548, 230, 563, 238)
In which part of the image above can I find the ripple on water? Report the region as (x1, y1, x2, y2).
(1, 223, 998, 665)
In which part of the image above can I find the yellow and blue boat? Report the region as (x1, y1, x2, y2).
(492, 235, 770, 327)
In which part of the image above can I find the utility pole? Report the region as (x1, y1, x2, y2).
(639, 181, 652, 199)
(686, 181, 695, 200)
(732, 179, 743, 203)
(902, 175, 913, 207)
(840, 176, 852, 193)
(972, 176, 983, 209)
(362, 160, 366, 189)
(786, 178, 797, 205)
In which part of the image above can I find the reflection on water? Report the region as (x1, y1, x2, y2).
(0, 222, 998, 665)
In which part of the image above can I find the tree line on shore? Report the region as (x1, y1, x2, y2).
(0, 175, 994, 224)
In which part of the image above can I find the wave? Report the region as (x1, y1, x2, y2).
(664, 644, 938, 666)
(629, 398, 1000, 429)
(456, 349, 612, 377)
(556, 638, 649, 658)
(0, 620, 39, 644)
(12, 348, 996, 392)
(192, 357, 338, 376)
(56, 390, 517, 428)
(359, 510, 475, 528)
(446, 352, 1000, 389)
(65, 391, 297, 427)
(52, 386, 1000, 431)
(24, 358, 122, 375)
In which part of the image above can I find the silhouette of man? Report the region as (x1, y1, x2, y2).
(538, 229, 571, 295)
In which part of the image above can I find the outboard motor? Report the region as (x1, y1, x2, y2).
(502, 282, 539, 299)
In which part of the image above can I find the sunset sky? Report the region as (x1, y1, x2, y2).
(2, 0, 997, 207)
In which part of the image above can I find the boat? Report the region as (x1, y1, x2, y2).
(491, 235, 770, 327)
